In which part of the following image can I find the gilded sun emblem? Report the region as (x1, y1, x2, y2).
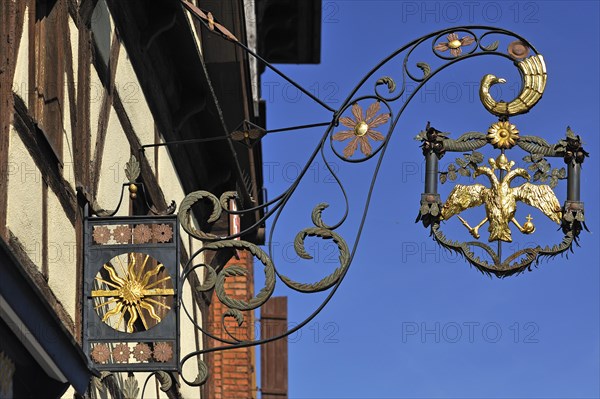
(92, 252, 175, 333)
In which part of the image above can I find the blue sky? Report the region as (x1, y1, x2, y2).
(256, 1, 599, 398)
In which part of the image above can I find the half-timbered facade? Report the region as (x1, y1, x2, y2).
(1, 0, 322, 397)
(1, 0, 268, 397)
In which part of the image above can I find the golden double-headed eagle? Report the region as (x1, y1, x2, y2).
(441, 154, 562, 242)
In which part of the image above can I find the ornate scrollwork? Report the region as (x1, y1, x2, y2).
(418, 124, 587, 276)
(480, 55, 547, 117)
(164, 13, 588, 389)
(280, 226, 350, 293)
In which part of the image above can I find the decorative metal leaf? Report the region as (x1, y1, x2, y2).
(528, 164, 539, 171)
(415, 130, 427, 141)
(430, 203, 439, 216)
(575, 211, 585, 222)
(440, 173, 447, 184)
(420, 203, 430, 216)
(376, 76, 396, 93)
(549, 177, 558, 188)
(123, 375, 139, 399)
(533, 171, 543, 181)
(455, 157, 468, 168)
(564, 212, 574, 222)
(539, 160, 550, 173)
(481, 40, 499, 51)
(195, 264, 217, 291)
(448, 164, 456, 171)
(230, 131, 246, 141)
(455, 132, 486, 142)
(566, 126, 577, 139)
(558, 167, 567, 179)
(531, 153, 544, 162)
(191, 360, 209, 386)
(469, 151, 484, 164)
(179, 190, 222, 240)
(224, 309, 244, 326)
(156, 371, 173, 392)
(555, 140, 567, 152)
(282, 227, 350, 293)
(458, 167, 471, 177)
(124, 155, 140, 182)
(523, 155, 532, 163)
(311, 203, 332, 229)
(448, 171, 457, 181)
(416, 62, 431, 77)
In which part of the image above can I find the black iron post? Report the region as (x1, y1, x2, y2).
(567, 161, 581, 201)
(425, 151, 439, 194)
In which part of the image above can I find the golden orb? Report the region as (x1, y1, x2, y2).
(523, 215, 535, 234)
(354, 121, 369, 137)
(448, 40, 462, 49)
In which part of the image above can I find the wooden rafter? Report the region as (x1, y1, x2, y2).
(91, 32, 121, 196)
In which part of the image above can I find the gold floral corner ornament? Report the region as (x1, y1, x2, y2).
(153, 342, 173, 362)
(91, 344, 111, 363)
(133, 343, 152, 362)
(112, 343, 130, 363)
(93, 226, 111, 244)
(487, 120, 520, 149)
(133, 224, 153, 243)
(333, 101, 389, 158)
(113, 225, 132, 244)
(434, 33, 475, 57)
(152, 224, 174, 243)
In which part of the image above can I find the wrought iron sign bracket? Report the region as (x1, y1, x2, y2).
(80, 3, 589, 393)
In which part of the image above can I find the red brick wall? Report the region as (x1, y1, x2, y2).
(207, 251, 256, 399)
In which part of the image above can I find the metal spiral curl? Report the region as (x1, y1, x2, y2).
(207, 240, 276, 311)
(173, 16, 565, 387)
(279, 226, 350, 293)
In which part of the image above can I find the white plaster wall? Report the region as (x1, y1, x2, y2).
(156, 141, 191, 256)
(114, 44, 156, 173)
(62, 67, 77, 192)
(12, 3, 28, 103)
(62, 15, 79, 192)
(69, 15, 79, 84)
(46, 189, 77, 318)
(95, 106, 131, 217)
(6, 129, 43, 271)
(89, 63, 104, 156)
(179, 270, 204, 399)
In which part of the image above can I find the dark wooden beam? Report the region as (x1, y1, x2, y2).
(5, 230, 75, 332)
(0, 0, 26, 240)
(91, 33, 121, 196)
(74, 16, 92, 189)
(63, 6, 79, 153)
(72, 2, 95, 344)
(78, 0, 99, 28)
(12, 94, 78, 225)
(112, 89, 169, 211)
